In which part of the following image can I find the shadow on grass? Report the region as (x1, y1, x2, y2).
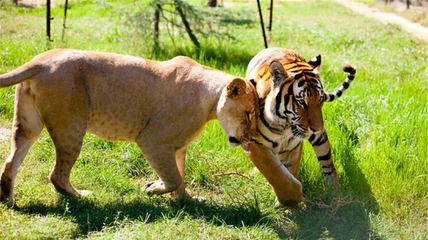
(15, 136, 380, 239)
(17, 195, 266, 238)
(16, 168, 380, 239)
(288, 126, 380, 239)
(287, 197, 380, 239)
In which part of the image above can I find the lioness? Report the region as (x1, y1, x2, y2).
(0, 49, 259, 204)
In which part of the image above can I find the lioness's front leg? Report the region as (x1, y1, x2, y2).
(138, 144, 186, 198)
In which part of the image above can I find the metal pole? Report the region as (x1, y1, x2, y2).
(47, 0, 51, 41)
(268, 0, 273, 32)
(61, 0, 69, 41)
(256, 0, 268, 48)
(153, 2, 160, 51)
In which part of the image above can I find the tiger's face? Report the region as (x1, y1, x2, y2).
(264, 56, 326, 139)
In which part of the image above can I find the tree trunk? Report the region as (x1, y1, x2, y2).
(208, 0, 217, 7)
(174, 0, 200, 49)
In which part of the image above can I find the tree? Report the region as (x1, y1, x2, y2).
(125, 0, 253, 52)
(208, 0, 217, 7)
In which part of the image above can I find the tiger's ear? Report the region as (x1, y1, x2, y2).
(227, 78, 247, 98)
(308, 54, 321, 71)
(269, 60, 288, 87)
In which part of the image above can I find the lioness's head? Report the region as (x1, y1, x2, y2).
(217, 78, 259, 146)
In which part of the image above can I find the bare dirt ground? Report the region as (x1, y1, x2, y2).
(336, 0, 428, 42)
(15, 0, 58, 8)
(0, 127, 10, 142)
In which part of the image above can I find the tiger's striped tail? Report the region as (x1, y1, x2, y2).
(324, 65, 356, 102)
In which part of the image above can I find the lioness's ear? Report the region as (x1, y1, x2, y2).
(308, 54, 321, 71)
(249, 79, 257, 88)
(227, 78, 246, 98)
(269, 60, 288, 87)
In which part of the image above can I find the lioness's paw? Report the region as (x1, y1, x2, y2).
(144, 180, 166, 195)
(0, 195, 14, 207)
(0, 190, 14, 207)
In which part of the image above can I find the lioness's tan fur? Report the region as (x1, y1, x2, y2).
(0, 49, 259, 204)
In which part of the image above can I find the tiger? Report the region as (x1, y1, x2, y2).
(245, 47, 356, 190)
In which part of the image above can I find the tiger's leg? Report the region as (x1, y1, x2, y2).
(308, 130, 339, 188)
(0, 86, 43, 204)
(278, 142, 303, 177)
(246, 142, 303, 207)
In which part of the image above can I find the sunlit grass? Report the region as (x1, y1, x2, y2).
(0, 0, 427, 239)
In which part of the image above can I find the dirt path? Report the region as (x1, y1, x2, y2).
(16, 0, 58, 8)
(0, 128, 10, 142)
(336, 0, 428, 43)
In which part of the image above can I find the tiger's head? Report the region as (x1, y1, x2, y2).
(247, 48, 356, 140)
(262, 56, 326, 139)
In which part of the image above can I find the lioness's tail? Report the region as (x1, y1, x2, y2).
(0, 62, 43, 88)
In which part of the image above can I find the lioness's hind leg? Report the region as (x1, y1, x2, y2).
(0, 86, 43, 204)
(47, 124, 86, 197)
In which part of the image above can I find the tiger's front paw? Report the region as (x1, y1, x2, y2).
(274, 195, 305, 209)
(327, 173, 340, 191)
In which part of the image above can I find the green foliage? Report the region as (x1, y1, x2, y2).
(0, 0, 427, 239)
(122, 0, 254, 52)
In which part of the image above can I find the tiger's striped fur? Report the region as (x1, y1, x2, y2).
(246, 48, 356, 188)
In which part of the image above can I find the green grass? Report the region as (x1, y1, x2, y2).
(0, 0, 427, 239)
